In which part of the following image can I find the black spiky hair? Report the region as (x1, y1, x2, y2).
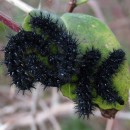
(74, 48, 101, 118)
(74, 48, 125, 118)
(3, 10, 126, 119)
(4, 11, 78, 92)
(94, 49, 125, 105)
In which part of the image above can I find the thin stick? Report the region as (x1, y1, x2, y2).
(5, 0, 34, 13)
(67, 0, 77, 13)
(31, 84, 41, 130)
(105, 119, 114, 130)
(39, 88, 61, 130)
(0, 11, 20, 32)
(88, 0, 106, 22)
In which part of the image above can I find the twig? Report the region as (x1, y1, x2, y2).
(0, 11, 20, 32)
(51, 88, 60, 106)
(38, 0, 42, 10)
(9, 84, 16, 100)
(0, 102, 32, 116)
(67, 0, 77, 13)
(5, 0, 34, 13)
(39, 88, 61, 130)
(48, 116, 61, 130)
(31, 83, 41, 130)
(87, 0, 106, 22)
(39, 100, 61, 130)
(105, 119, 114, 130)
(1, 98, 130, 130)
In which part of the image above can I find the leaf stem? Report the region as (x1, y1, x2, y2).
(67, 0, 88, 13)
(67, 0, 77, 13)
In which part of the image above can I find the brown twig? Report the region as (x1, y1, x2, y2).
(67, 0, 77, 13)
(0, 11, 20, 32)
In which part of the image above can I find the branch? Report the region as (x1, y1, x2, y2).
(5, 0, 34, 13)
(105, 119, 114, 130)
(67, 0, 77, 13)
(87, 0, 106, 22)
(67, 0, 88, 13)
(0, 11, 20, 32)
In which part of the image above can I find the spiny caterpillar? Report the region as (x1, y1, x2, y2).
(74, 48, 125, 118)
(4, 11, 78, 92)
(3, 10, 129, 118)
(94, 49, 125, 105)
(75, 48, 101, 118)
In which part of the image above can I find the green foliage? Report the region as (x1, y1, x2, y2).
(61, 83, 76, 100)
(22, 9, 130, 111)
(61, 13, 130, 110)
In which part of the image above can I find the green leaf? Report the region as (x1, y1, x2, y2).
(61, 83, 76, 100)
(61, 13, 130, 110)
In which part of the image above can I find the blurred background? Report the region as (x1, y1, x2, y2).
(0, 0, 130, 130)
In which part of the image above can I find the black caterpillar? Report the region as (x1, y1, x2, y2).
(74, 48, 125, 118)
(3, 11, 125, 118)
(4, 12, 78, 92)
(75, 48, 101, 118)
(94, 49, 125, 105)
